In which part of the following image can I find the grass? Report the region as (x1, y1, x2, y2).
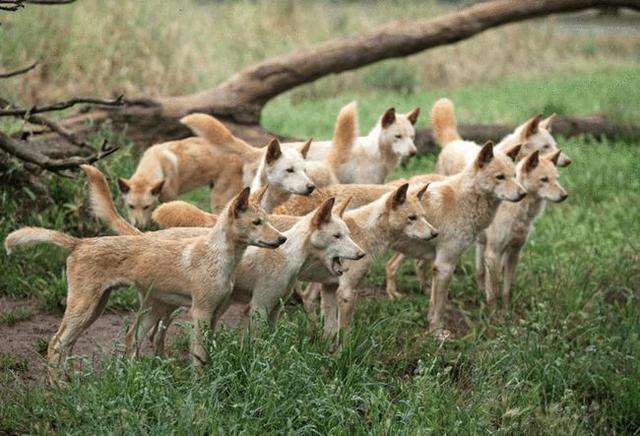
(1, 72, 639, 432)
(0, 307, 33, 326)
(0, 1, 639, 433)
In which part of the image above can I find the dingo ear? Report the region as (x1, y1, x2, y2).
(524, 150, 540, 172)
(406, 107, 420, 125)
(381, 107, 396, 129)
(475, 141, 494, 169)
(117, 178, 131, 194)
(335, 196, 351, 218)
(505, 143, 522, 162)
(520, 114, 542, 141)
(388, 183, 409, 210)
(312, 197, 335, 228)
(265, 138, 282, 165)
(547, 150, 562, 166)
(540, 113, 556, 131)
(150, 180, 165, 196)
(251, 184, 269, 204)
(416, 183, 430, 201)
(230, 187, 251, 218)
(299, 138, 312, 159)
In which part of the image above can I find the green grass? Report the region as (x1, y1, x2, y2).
(1, 70, 639, 433)
(0, 307, 33, 326)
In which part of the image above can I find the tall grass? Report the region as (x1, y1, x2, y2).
(0, 0, 638, 105)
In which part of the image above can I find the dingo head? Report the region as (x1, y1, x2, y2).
(117, 177, 164, 227)
(518, 150, 568, 203)
(378, 107, 420, 159)
(473, 141, 527, 202)
(227, 186, 286, 248)
(259, 138, 315, 196)
(384, 183, 438, 241)
(307, 197, 365, 276)
(517, 114, 571, 167)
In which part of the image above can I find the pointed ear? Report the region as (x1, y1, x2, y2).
(230, 187, 251, 218)
(117, 178, 131, 194)
(388, 183, 409, 210)
(150, 180, 165, 196)
(265, 138, 282, 165)
(475, 141, 494, 169)
(505, 143, 522, 162)
(547, 150, 562, 166)
(406, 107, 420, 125)
(540, 113, 556, 131)
(312, 197, 335, 228)
(299, 138, 312, 159)
(335, 196, 351, 218)
(416, 183, 430, 201)
(524, 150, 540, 172)
(520, 114, 542, 141)
(381, 107, 396, 129)
(251, 184, 269, 204)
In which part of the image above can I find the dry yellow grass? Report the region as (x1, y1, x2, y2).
(0, 0, 638, 105)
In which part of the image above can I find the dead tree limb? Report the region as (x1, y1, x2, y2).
(0, 60, 37, 78)
(0, 1, 24, 12)
(0, 95, 126, 117)
(414, 115, 640, 155)
(0, 132, 117, 171)
(26, 0, 639, 149)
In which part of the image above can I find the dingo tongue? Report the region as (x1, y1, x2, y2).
(332, 257, 346, 275)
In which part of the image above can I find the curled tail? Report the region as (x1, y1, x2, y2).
(5, 228, 78, 255)
(152, 201, 217, 228)
(326, 101, 358, 170)
(80, 165, 142, 236)
(430, 98, 461, 147)
(180, 113, 261, 161)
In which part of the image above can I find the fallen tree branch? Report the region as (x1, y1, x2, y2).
(0, 95, 126, 117)
(0, 60, 37, 78)
(0, 1, 24, 12)
(0, 132, 118, 171)
(414, 115, 640, 155)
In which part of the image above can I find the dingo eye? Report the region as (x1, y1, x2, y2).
(252, 219, 262, 226)
(408, 215, 417, 221)
(543, 144, 550, 149)
(394, 134, 402, 139)
(286, 168, 294, 173)
(143, 205, 151, 210)
(496, 174, 505, 181)
(333, 233, 341, 239)
(540, 176, 549, 183)
(128, 204, 135, 209)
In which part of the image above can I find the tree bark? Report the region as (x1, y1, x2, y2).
(414, 115, 640, 154)
(28, 0, 640, 149)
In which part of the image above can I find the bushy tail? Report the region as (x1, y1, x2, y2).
(152, 201, 217, 228)
(180, 113, 261, 161)
(326, 101, 358, 170)
(5, 228, 78, 255)
(430, 98, 461, 147)
(80, 165, 141, 236)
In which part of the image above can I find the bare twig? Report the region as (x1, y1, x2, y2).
(0, 1, 24, 12)
(0, 95, 126, 117)
(0, 60, 37, 78)
(0, 131, 118, 171)
(23, 0, 75, 4)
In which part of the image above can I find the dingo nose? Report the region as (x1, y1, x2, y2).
(409, 150, 417, 157)
(516, 192, 527, 202)
(431, 231, 439, 239)
(355, 251, 365, 260)
(277, 236, 287, 245)
(306, 184, 315, 194)
(558, 193, 568, 202)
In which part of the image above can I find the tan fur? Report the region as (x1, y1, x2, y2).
(118, 136, 243, 226)
(431, 98, 461, 146)
(434, 99, 571, 176)
(5, 188, 285, 381)
(476, 150, 568, 308)
(385, 142, 527, 336)
(326, 101, 358, 170)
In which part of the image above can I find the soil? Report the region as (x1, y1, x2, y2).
(0, 286, 469, 385)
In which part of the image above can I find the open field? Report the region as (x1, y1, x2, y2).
(1, 0, 640, 434)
